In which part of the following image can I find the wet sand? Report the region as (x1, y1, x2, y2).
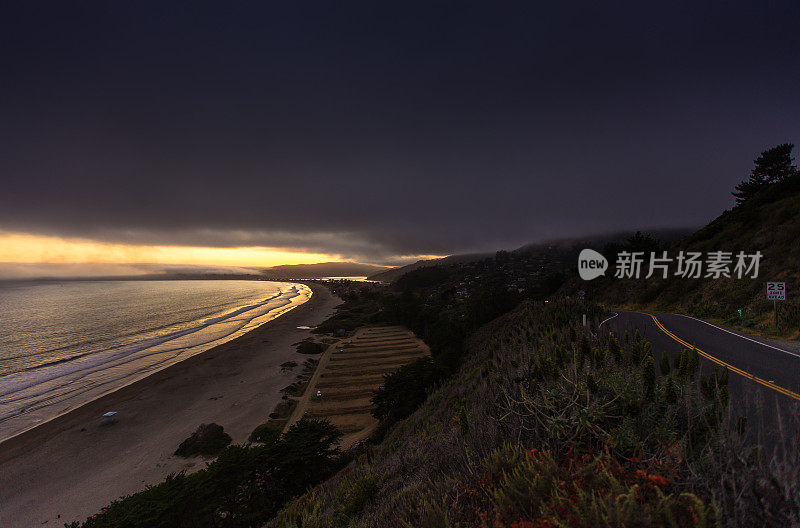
(0, 283, 340, 527)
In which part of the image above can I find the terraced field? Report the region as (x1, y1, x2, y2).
(283, 326, 429, 445)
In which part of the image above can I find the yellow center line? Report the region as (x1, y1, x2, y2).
(648, 314, 800, 402)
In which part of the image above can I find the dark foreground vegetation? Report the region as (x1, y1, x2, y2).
(272, 300, 800, 527)
(295, 340, 326, 355)
(174, 423, 232, 458)
(68, 418, 348, 528)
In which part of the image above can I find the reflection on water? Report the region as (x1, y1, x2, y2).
(0, 280, 311, 441)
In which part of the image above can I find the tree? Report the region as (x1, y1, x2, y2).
(603, 231, 661, 270)
(371, 356, 445, 425)
(76, 418, 346, 528)
(732, 143, 799, 205)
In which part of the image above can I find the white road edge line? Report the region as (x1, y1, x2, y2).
(598, 312, 619, 328)
(667, 313, 800, 359)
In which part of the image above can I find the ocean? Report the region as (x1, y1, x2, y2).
(0, 279, 311, 441)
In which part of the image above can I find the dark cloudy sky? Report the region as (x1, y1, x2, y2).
(1, 1, 799, 264)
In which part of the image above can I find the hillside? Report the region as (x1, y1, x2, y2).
(270, 300, 798, 527)
(368, 231, 691, 284)
(261, 262, 389, 280)
(513, 228, 691, 256)
(563, 176, 800, 337)
(367, 253, 491, 282)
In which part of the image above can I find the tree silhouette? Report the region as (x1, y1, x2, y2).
(732, 143, 799, 205)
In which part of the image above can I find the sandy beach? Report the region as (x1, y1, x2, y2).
(0, 283, 340, 527)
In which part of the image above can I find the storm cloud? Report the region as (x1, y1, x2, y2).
(1, 2, 798, 263)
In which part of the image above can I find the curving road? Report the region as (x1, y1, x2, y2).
(600, 311, 800, 435)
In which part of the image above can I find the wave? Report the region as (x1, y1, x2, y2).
(0, 292, 285, 369)
(0, 283, 311, 435)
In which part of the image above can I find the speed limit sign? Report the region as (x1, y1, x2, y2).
(766, 282, 786, 301)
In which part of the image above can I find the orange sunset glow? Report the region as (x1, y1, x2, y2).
(0, 231, 340, 267)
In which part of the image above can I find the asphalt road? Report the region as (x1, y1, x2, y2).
(601, 310, 800, 438)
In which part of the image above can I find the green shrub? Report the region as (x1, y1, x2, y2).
(174, 423, 232, 457)
(608, 333, 622, 363)
(249, 423, 281, 444)
(331, 469, 380, 525)
(371, 356, 445, 428)
(297, 341, 326, 355)
(473, 446, 719, 528)
(664, 375, 678, 403)
(579, 335, 591, 358)
(641, 353, 656, 397)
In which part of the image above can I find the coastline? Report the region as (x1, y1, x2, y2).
(0, 281, 311, 444)
(0, 282, 341, 527)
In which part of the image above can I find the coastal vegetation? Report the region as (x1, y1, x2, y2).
(295, 340, 326, 355)
(69, 418, 348, 528)
(248, 423, 281, 444)
(732, 143, 799, 205)
(174, 423, 232, 458)
(270, 300, 799, 527)
(280, 358, 318, 398)
(280, 361, 298, 372)
(266, 400, 298, 429)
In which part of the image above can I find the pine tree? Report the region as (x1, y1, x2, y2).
(732, 143, 799, 205)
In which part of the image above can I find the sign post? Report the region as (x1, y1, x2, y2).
(766, 282, 786, 328)
(578, 290, 586, 326)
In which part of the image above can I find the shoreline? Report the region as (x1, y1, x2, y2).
(0, 281, 311, 446)
(0, 282, 341, 527)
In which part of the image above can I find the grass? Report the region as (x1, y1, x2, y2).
(269, 299, 800, 528)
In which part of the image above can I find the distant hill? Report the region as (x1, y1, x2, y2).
(506, 229, 693, 275)
(367, 253, 492, 282)
(513, 228, 691, 255)
(562, 176, 800, 337)
(261, 261, 389, 279)
(368, 230, 692, 284)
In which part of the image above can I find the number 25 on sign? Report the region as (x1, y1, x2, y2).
(766, 282, 786, 327)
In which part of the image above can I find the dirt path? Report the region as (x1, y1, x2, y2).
(283, 325, 429, 445)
